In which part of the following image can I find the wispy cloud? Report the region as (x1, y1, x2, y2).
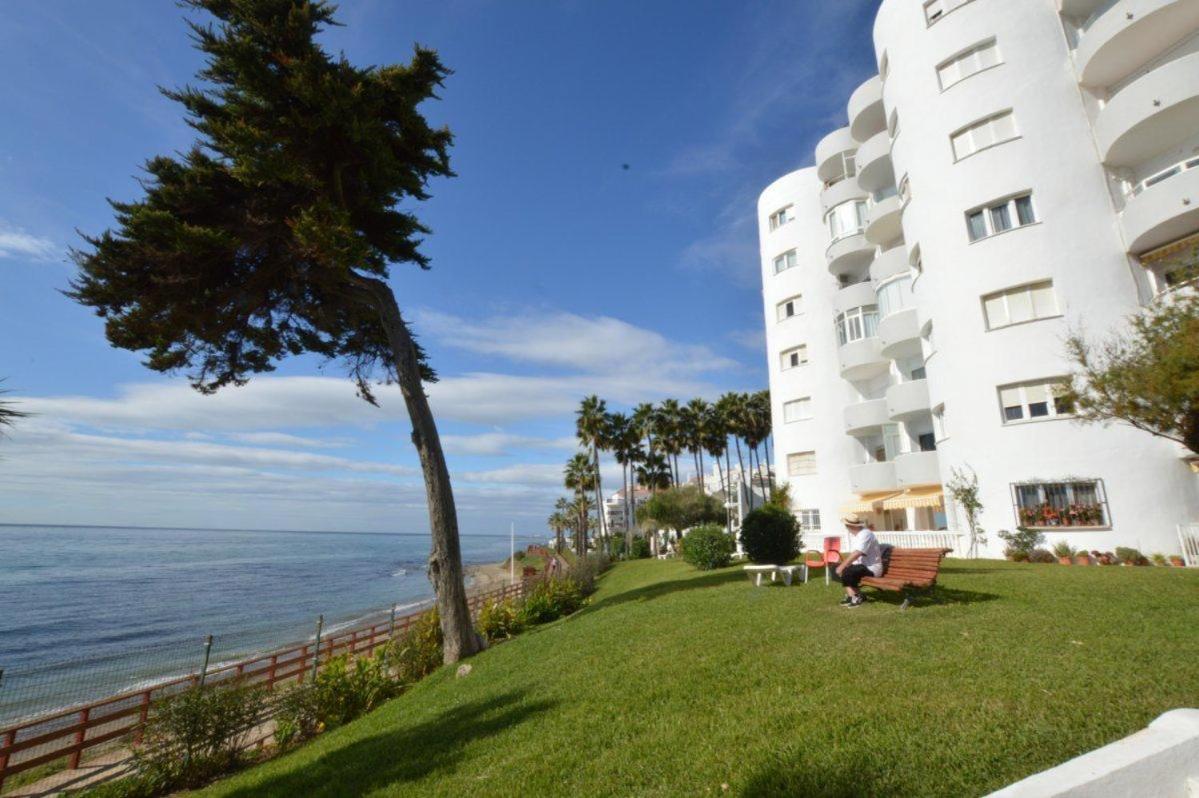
(440, 432, 576, 457)
(0, 224, 58, 261)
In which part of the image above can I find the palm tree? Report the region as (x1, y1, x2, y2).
(576, 396, 609, 545)
(551, 496, 573, 553)
(608, 412, 644, 556)
(684, 398, 711, 491)
(746, 391, 774, 493)
(632, 402, 657, 460)
(703, 409, 731, 533)
(0, 381, 28, 438)
(564, 452, 597, 556)
(635, 452, 672, 494)
(722, 392, 750, 499)
(654, 399, 684, 485)
(755, 389, 775, 491)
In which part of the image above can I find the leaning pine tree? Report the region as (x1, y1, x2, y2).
(67, 0, 484, 661)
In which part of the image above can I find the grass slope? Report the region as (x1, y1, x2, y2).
(198, 559, 1199, 797)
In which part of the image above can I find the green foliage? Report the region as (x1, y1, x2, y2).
(566, 552, 610, 596)
(521, 578, 585, 625)
(131, 681, 265, 793)
(1115, 547, 1149, 566)
(636, 486, 724, 533)
(1066, 280, 1199, 455)
(274, 653, 397, 748)
(67, 0, 453, 398)
(766, 482, 792, 511)
(1028, 548, 1056, 564)
(999, 527, 1045, 560)
(628, 536, 651, 559)
(477, 598, 525, 643)
(1051, 541, 1077, 559)
(384, 610, 443, 686)
(681, 524, 736, 570)
(738, 506, 801, 565)
(946, 465, 986, 556)
(1151, 552, 1168, 566)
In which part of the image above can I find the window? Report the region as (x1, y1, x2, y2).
(918, 432, 937, 452)
(776, 295, 803, 321)
(937, 39, 1001, 90)
(780, 345, 808, 370)
(768, 205, 793, 231)
(1012, 480, 1109, 528)
(982, 281, 1059, 330)
(783, 397, 812, 423)
(826, 200, 867, 242)
(835, 305, 880, 346)
(773, 249, 798, 274)
(798, 509, 821, 531)
(951, 110, 1018, 161)
(925, 0, 974, 25)
(998, 378, 1074, 424)
(967, 193, 1036, 241)
(876, 274, 913, 319)
(787, 451, 817, 477)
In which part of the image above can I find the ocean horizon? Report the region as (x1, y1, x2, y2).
(0, 523, 542, 722)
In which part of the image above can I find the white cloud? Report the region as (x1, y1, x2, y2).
(440, 432, 576, 457)
(0, 225, 59, 261)
(228, 431, 349, 449)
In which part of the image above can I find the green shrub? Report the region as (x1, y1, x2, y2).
(1115, 546, 1148, 566)
(274, 652, 396, 748)
(521, 578, 585, 625)
(383, 609, 443, 686)
(566, 552, 609, 596)
(999, 527, 1045, 560)
(477, 598, 525, 642)
(1051, 541, 1076, 559)
(126, 681, 265, 794)
(738, 506, 801, 565)
(1151, 552, 1168, 566)
(682, 524, 736, 570)
(628, 536, 651, 559)
(1028, 548, 1056, 564)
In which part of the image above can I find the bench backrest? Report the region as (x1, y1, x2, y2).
(881, 547, 951, 586)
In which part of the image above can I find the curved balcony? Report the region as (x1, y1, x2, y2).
(878, 307, 922, 360)
(864, 195, 903, 246)
(844, 399, 889, 436)
(1078, 0, 1199, 89)
(1063, 0, 1107, 17)
(1121, 163, 1199, 253)
(895, 451, 941, 488)
(886, 379, 931, 422)
(856, 130, 895, 194)
(820, 178, 867, 216)
(870, 246, 909, 282)
(1095, 50, 1199, 167)
(838, 336, 889, 381)
(826, 233, 874, 278)
(850, 461, 898, 494)
(816, 127, 857, 183)
(848, 76, 886, 143)
(833, 281, 877, 314)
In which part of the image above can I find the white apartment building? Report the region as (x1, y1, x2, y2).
(603, 486, 653, 534)
(759, 0, 1199, 557)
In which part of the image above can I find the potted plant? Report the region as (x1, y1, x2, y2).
(1095, 550, 1113, 565)
(1074, 551, 1091, 566)
(1169, 554, 1186, 567)
(1151, 552, 1168, 567)
(1052, 541, 1076, 565)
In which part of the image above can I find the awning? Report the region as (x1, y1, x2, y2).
(881, 486, 944, 510)
(839, 492, 902, 514)
(1140, 232, 1199, 264)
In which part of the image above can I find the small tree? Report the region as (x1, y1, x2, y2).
(738, 505, 800, 565)
(1065, 285, 1199, 456)
(946, 466, 986, 558)
(636, 485, 723, 536)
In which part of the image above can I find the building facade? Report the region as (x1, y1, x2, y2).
(759, 0, 1199, 557)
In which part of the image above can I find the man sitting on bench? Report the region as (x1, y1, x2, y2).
(835, 514, 883, 608)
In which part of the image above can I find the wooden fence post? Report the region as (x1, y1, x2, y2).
(0, 728, 15, 792)
(69, 707, 89, 769)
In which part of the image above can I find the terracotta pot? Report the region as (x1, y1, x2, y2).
(1170, 556, 1186, 567)
(1058, 557, 1072, 565)
(1074, 555, 1090, 566)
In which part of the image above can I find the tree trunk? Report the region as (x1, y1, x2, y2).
(591, 444, 605, 550)
(623, 462, 633, 557)
(725, 448, 734, 532)
(715, 456, 729, 534)
(764, 433, 774, 491)
(356, 276, 481, 664)
(734, 438, 747, 497)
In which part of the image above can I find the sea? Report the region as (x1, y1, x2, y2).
(0, 524, 541, 723)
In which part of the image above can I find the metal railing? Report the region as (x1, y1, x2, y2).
(1178, 524, 1199, 567)
(0, 580, 527, 792)
(873, 531, 963, 551)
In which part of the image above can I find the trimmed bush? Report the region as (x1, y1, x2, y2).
(477, 598, 525, 643)
(738, 506, 801, 565)
(521, 578, 584, 625)
(1028, 548, 1056, 564)
(681, 524, 736, 570)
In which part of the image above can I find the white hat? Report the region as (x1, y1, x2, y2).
(840, 513, 866, 528)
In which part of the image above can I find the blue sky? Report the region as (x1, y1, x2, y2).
(0, 0, 879, 535)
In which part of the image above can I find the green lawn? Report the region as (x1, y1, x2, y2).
(197, 559, 1199, 797)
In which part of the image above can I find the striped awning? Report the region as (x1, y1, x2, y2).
(839, 491, 902, 514)
(881, 486, 944, 510)
(1140, 232, 1199, 264)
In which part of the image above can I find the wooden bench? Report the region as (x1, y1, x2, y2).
(859, 547, 952, 609)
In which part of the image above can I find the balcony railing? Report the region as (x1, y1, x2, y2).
(1128, 156, 1199, 199)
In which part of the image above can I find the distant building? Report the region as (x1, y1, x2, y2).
(758, 0, 1199, 556)
(603, 485, 653, 534)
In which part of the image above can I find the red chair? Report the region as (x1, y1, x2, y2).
(803, 550, 825, 584)
(822, 536, 843, 586)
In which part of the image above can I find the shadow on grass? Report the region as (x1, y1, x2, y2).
(220, 690, 554, 798)
(863, 584, 1002, 609)
(576, 567, 745, 617)
(738, 757, 885, 797)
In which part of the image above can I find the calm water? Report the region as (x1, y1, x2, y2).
(0, 524, 538, 721)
